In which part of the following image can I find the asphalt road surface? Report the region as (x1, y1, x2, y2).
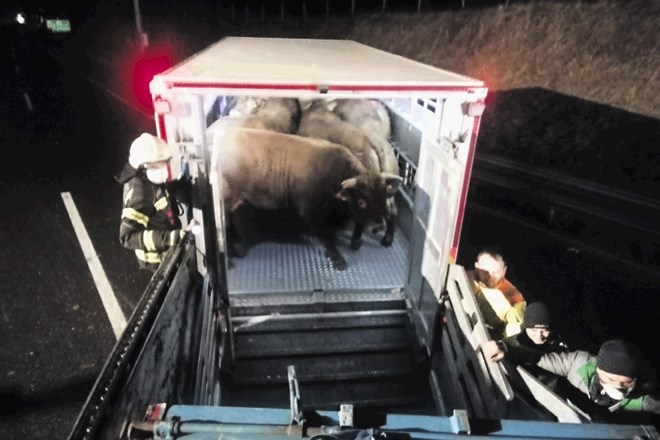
(0, 24, 154, 439)
(0, 22, 658, 439)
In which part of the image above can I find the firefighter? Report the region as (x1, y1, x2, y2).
(115, 133, 193, 271)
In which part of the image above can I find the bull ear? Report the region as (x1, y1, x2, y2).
(381, 172, 403, 196)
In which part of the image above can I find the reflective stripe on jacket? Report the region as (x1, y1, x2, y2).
(117, 167, 182, 270)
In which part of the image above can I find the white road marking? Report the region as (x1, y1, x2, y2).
(61, 192, 126, 339)
(23, 92, 33, 111)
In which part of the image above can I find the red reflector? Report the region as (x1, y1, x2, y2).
(145, 403, 167, 421)
(449, 247, 458, 263)
(133, 55, 172, 110)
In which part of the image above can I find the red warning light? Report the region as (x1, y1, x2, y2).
(132, 53, 172, 110)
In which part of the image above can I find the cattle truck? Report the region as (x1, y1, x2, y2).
(69, 37, 659, 440)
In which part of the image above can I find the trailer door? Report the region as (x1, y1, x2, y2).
(395, 95, 483, 351)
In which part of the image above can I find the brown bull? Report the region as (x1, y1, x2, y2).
(330, 98, 396, 173)
(218, 126, 402, 270)
(304, 98, 402, 246)
(297, 99, 381, 173)
(230, 96, 301, 134)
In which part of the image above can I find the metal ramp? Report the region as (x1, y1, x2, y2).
(223, 295, 435, 412)
(222, 224, 434, 413)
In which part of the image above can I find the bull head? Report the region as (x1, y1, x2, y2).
(336, 173, 402, 201)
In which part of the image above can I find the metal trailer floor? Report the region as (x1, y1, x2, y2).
(227, 226, 410, 295)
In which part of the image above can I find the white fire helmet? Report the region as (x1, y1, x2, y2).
(128, 133, 172, 169)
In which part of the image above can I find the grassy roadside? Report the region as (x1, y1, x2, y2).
(72, 0, 659, 118)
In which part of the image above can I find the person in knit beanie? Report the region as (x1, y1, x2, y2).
(484, 302, 568, 358)
(483, 301, 569, 389)
(582, 339, 660, 417)
(483, 336, 660, 419)
(596, 339, 640, 378)
(523, 301, 551, 327)
(521, 302, 568, 349)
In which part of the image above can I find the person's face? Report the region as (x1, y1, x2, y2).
(525, 327, 551, 345)
(144, 160, 171, 184)
(596, 368, 636, 393)
(474, 254, 506, 288)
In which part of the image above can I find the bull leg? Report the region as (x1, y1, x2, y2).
(381, 218, 395, 247)
(223, 208, 241, 257)
(227, 201, 252, 257)
(318, 230, 348, 271)
(350, 222, 364, 250)
(380, 199, 397, 247)
(307, 202, 349, 270)
(226, 214, 246, 257)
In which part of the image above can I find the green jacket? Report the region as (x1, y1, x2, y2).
(536, 350, 650, 413)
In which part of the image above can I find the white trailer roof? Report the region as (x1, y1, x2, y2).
(153, 37, 485, 94)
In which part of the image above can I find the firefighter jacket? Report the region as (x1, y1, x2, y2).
(116, 163, 185, 271)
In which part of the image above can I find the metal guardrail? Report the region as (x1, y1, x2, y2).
(470, 153, 660, 273)
(473, 154, 660, 233)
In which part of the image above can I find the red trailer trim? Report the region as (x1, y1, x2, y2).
(165, 82, 319, 91)
(156, 113, 168, 142)
(329, 85, 484, 93)
(163, 81, 485, 94)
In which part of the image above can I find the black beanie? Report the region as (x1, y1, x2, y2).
(523, 302, 551, 329)
(596, 339, 640, 378)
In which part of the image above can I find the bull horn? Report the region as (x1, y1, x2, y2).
(380, 172, 403, 182)
(341, 177, 358, 189)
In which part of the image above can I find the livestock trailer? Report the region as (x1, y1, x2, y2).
(69, 37, 660, 439)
